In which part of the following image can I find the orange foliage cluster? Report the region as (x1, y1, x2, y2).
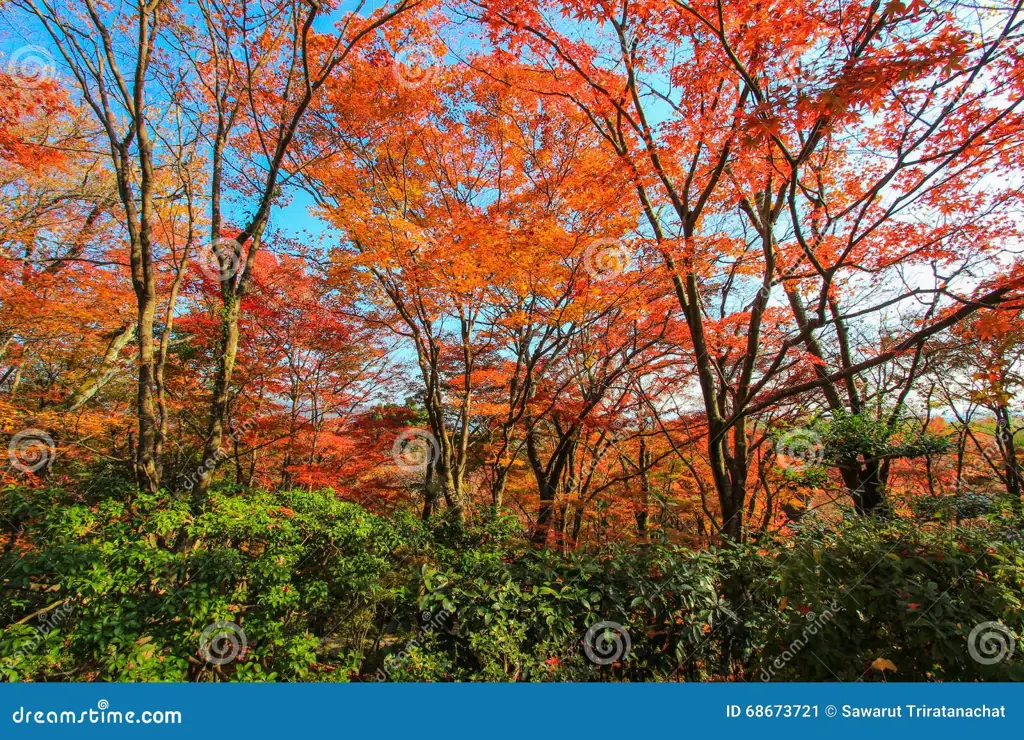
(1, 0, 1022, 545)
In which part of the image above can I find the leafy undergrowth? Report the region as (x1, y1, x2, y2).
(1, 486, 1022, 682)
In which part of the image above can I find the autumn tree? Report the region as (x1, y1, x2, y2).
(470, 0, 1024, 535)
(303, 57, 673, 530)
(931, 309, 1024, 511)
(167, 0, 423, 497)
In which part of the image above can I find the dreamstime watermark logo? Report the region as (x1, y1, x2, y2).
(199, 621, 247, 665)
(406, 228, 437, 256)
(11, 699, 182, 725)
(582, 238, 632, 281)
(196, 237, 243, 284)
(1, 599, 75, 677)
(392, 429, 440, 473)
(775, 429, 823, 472)
(5, 45, 56, 89)
(968, 621, 1016, 665)
(392, 43, 440, 88)
(981, 425, 1013, 466)
(181, 417, 258, 491)
(760, 600, 842, 681)
(583, 621, 631, 666)
(375, 609, 452, 681)
(8, 428, 56, 473)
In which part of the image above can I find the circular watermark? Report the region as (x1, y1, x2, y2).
(391, 429, 441, 473)
(408, 229, 437, 256)
(582, 238, 632, 281)
(196, 237, 243, 284)
(583, 621, 631, 666)
(199, 621, 247, 665)
(775, 429, 823, 472)
(392, 44, 440, 89)
(8, 428, 55, 473)
(968, 621, 1015, 665)
(982, 425, 1013, 463)
(6, 45, 56, 89)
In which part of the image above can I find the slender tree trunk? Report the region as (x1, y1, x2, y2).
(571, 504, 585, 543)
(532, 481, 557, 545)
(196, 295, 241, 495)
(784, 289, 898, 514)
(635, 436, 650, 536)
(422, 459, 439, 519)
(63, 323, 136, 411)
(995, 404, 1022, 513)
(491, 467, 508, 512)
(156, 190, 194, 466)
(133, 269, 159, 492)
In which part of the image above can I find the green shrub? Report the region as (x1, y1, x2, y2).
(2, 485, 1022, 682)
(759, 517, 1024, 681)
(0, 486, 421, 681)
(411, 545, 761, 681)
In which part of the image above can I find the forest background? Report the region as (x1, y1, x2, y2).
(0, 0, 1023, 682)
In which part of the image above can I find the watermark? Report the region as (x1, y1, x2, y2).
(407, 229, 437, 256)
(760, 600, 842, 681)
(11, 700, 181, 725)
(981, 424, 1015, 468)
(392, 43, 440, 88)
(8, 428, 56, 474)
(582, 238, 632, 281)
(583, 620, 631, 666)
(375, 609, 452, 681)
(392, 429, 440, 474)
(5, 45, 56, 89)
(199, 621, 247, 665)
(775, 428, 823, 472)
(1, 599, 75, 676)
(196, 237, 243, 284)
(968, 621, 1016, 665)
(181, 416, 258, 491)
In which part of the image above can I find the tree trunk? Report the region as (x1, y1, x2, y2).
(422, 459, 439, 519)
(196, 295, 241, 496)
(63, 323, 135, 412)
(635, 436, 650, 537)
(995, 404, 1022, 513)
(532, 482, 557, 545)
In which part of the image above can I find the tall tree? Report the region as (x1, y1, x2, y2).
(15, 0, 188, 491)
(473, 0, 1024, 534)
(181, 0, 423, 497)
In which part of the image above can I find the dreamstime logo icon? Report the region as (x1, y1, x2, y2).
(968, 621, 1016, 665)
(775, 429, 823, 472)
(982, 425, 1012, 464)
(180, 416, 258, 491)
(392, 44, 440, 88)
(391, 429, 441, 473)
(582, 238, 631, 281)
(760, 600, 842, 681)
(375, 609, 452, 682)
(8, 428, 55, 473)
(199, 621, 247, 665)
(1, 598, 76, 678)
(6, 46, 56, 89)
(196, 237, 243, 283)
(583, 621, 631, 666)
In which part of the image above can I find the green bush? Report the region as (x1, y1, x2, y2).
(2, 485, 1022, 682)
(0, 486, 422, 681)
(410, 543, 779, 682)
(759, 518, 1024, 681)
